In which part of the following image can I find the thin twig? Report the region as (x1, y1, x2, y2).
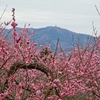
(0, 5, 8, 20)
(95, 5, 100, 16)
(53, 38, 59, 62)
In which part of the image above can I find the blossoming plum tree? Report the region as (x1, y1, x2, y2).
(0, 8, 100, 100)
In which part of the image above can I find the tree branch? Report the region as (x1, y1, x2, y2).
(7, 62, 53, 78)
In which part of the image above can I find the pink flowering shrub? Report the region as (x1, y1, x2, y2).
(0, 8, 100, 100)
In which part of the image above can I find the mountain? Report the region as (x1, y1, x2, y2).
(3, 26, 94, 51)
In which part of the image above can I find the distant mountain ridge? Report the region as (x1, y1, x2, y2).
(3, 26, 94, 51)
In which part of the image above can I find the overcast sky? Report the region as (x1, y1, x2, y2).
(0, 0, 100, 35)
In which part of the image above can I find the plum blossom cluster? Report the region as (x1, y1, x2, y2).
(0, 8, 100, 100)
